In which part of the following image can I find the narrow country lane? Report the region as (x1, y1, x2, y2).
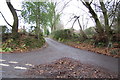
(1, 38, 118, 78)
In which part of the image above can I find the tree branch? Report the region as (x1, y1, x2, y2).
(0, 11, 12, 27)
(15, 9, 22, 11)
(58, 0, 72, 14)
(65, 14, 76, 26)
(89, 0, 93, 5)
(78, 18, 82, 30)
(109, 0, 119, 27)
(71, 18, 78, 29)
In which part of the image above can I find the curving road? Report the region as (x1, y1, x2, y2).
(1, 38, 118, 78)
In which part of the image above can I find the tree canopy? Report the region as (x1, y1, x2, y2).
(21, 1, 61, 36)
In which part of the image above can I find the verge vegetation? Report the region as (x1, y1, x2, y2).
(51, 28, 120, 58)
(1, 32, 45, 53)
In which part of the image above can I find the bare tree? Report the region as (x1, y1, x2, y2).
(80, 0, 104, 34)
(79, 0, 119, 46)
(71, 15, 88, 39)
(6, 0, 18, 38)
(49, 0, 72, 31)
(0, 0, 19, 39)
(99, 0, 111, 35)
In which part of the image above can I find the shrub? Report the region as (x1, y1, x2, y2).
(0, 25, 9, 34)
(93, 34, 108, 47)
(84, 27, 96, 38)
(1, 33, 45, 52)
(51, 29, 73, 41)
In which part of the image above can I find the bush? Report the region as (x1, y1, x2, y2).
(0, 25, 9, 34)
(84, 27, 96, 38)
(93, 34, 108, 47)
(112, 33, 120, 42)
(51, 29, 73, 41)
(51, 29, 88, 42)
(1, 33, 45, 52)
(23, 37, 45, 48)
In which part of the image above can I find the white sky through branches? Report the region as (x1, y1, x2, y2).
(0, 0, 95, 31)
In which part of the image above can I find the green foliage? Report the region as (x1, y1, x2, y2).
(110, 49, 120, 55)
(45, 2, 61, 31)
(1, 33, 45, 52)
(2, 48, 12, 52)
(51, 29, 85, 42)
(0, 26, 9, 34)
(92, 34, 108, 47)
(23, 36, 45, 48)
(97, 42, 106, 47)
(21, 1, 60, 35)
(21, 2, 49, 36)
(46, 29, 50, 36)
(51, 29, 72, 41)
(72, 33, 80, 39)
(83, 39, 93, 43)
(2, 39, 13, 52)
(84, 27, 96, 38)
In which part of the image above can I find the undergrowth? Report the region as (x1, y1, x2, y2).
(50, 29, 120, 57)
(1, 33, 45, 52)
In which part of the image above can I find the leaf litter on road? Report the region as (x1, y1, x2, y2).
(24, 57, 118, 78)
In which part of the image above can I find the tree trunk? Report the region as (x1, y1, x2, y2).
(6, 0, 18, 39)
(71, 18, 77, 29)
(78, 19, 88, 39)
(117, 3, 120, 33)
(100, 1, 111, 35)
(35, 3, 41, 40)
(99, 1, 113, 46)
(82, 2, 104, 34)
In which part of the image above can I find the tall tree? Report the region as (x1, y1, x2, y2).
(71, 16, 88, 39)
(21, 2, 48, 39)
(80, 0, 119, 46)
(80, 0, 104, 34)
(47, 2, 60, 32)
(6, 0, 18, 39)
(117, 2, 120, 33)
(99, 0, 111, 35)
(47, 0, 71, 32)
(0, 0, 19, 39)
(108, 0, 120, 33)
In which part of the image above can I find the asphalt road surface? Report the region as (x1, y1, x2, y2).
(1, 38, 118, 78)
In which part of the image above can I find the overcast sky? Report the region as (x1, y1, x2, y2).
(0, 0, 95, 30)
